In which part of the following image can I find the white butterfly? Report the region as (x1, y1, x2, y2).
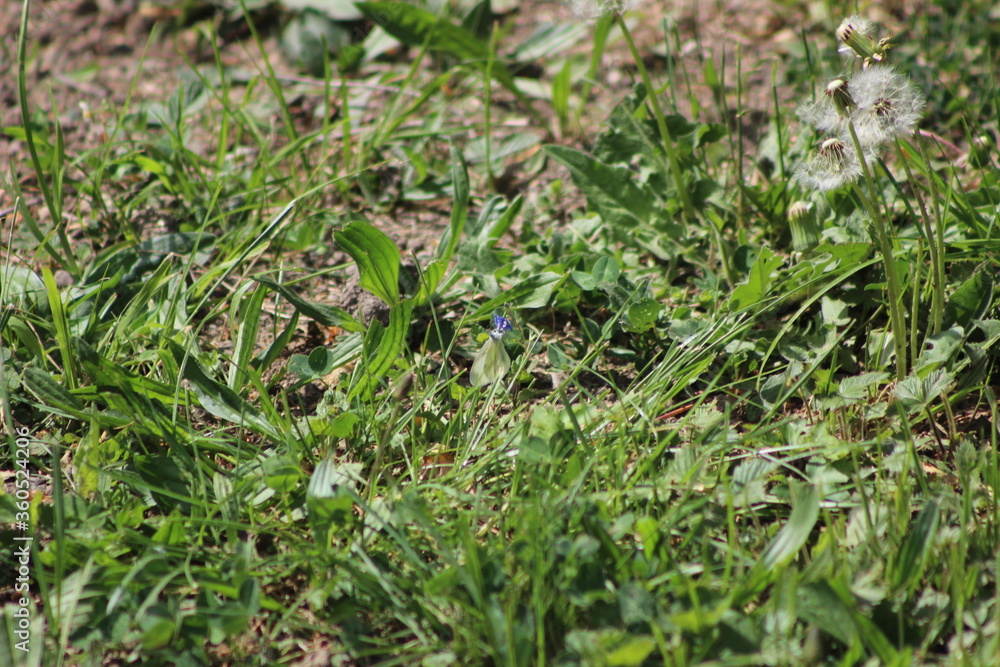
(470, 313, 513, 387)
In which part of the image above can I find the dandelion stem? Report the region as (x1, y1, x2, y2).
(616, 13, 697, 227)
(903, 136, 946, 335)
(846, 121, 908, 380)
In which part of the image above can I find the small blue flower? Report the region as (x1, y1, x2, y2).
(491, 313, 513, 337)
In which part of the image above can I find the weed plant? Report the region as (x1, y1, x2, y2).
(1, 2, 998, 666)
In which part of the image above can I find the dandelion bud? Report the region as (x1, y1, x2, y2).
(969, 134, 994, 168)
(392, 372, 415, 402)
(836, 15, 879, 62)
(788, 201, 820, 251)
(825, 79, 857, 116)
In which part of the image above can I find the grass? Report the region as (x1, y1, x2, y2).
(1, 0, 999, 665)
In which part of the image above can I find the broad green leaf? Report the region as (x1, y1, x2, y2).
(462, 0, 493, 41)
(262, 457, 302, 494)
(892, 499, 939, 594)
(307, 456, 360, 543)
(73, 338, 186, 413)
(282, 0, 363, 19)
(591, 83, 657, 167)
(728, 246, 782, 312)
(151, 508, 188, 546)
(355, 2, 527, 103)
(944, 266, 993, 329)
(606, 637, 656, 666)
(544, 145, 654, 227)
(280, 8, 352, 77)
(591, 256, 620, 286)
(413, 258, 447, 306)
(0, 265, 48, 314)
(571, 271, 597, 291)
(914, 327, 964, 372)
(140, 619, 175, 650)
(796, 581, 856, 645)
(512, 21, 590, 61)
(167, 340, 277, 438)
(83, 232, 214, 285)
(624, 299, 661, 333)
(334, 220, 401, 306)
(814, 576, 901, 664)
(21, 365, 85, 414)
(254, 278, 363, 333)
(352, 299, 413, 397)
(464, 134, 540, 169)
(760, 480, 820, 572)
(288, 347, 336, 380)
(133, 455, 195, 513)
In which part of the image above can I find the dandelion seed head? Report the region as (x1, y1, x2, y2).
(800, 67, 923, 148)
(569, 0, 641, 19)
(849, 66, 924, 144)
(795, 138, 877, 192)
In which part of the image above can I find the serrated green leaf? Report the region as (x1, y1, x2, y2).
(543, 145, 654, 227)
(893, 369, 955, 413)
(729, 246, 782, 312)
(838, 371, 890, 401)
(944, 266, 993, 329)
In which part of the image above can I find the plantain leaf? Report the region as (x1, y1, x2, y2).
(254, 277, 363, 332)
(351, 299, 413, 398)
(334, 221, 401, 306)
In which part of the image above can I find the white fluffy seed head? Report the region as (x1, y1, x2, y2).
(569, 0, 641, 19)
(848, 66, 924, 145)
(798, 67, 923, 148)
(794, 138, 879, 192)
